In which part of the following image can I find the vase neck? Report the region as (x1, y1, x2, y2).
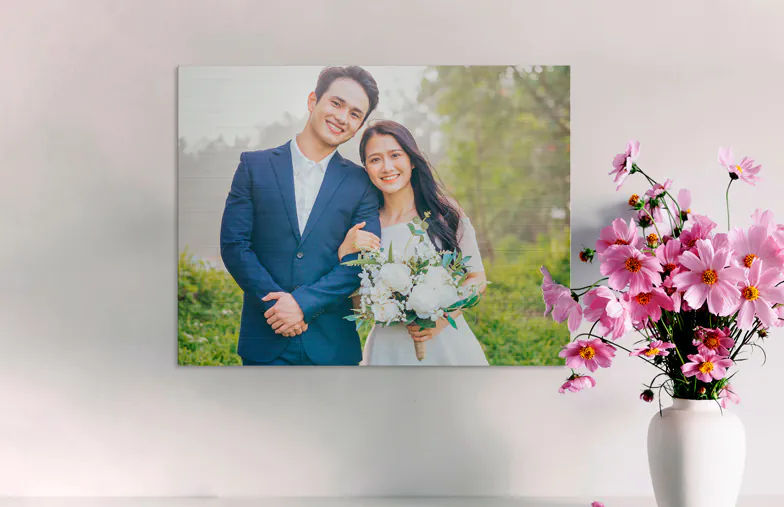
(671, 397, 723, 411)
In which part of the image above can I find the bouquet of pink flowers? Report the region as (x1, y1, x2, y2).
(543, 141, 783, 408)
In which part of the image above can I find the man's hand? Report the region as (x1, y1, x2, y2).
(281, 321, 309, 338)
(262, 292, 305, 335)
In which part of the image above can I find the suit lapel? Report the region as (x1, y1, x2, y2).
(268, 141, 301, 242)
(300, 152, 350, 246)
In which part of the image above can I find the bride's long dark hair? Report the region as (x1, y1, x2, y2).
(359, 120, 462, 253)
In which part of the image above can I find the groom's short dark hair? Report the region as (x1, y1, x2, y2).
(315, 66, 379, 123)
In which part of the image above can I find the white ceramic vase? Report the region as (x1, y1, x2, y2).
(647, 398, 746, 507)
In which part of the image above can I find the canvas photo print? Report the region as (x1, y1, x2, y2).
(178, 65, 570, 366)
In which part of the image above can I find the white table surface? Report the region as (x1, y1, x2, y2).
(1, 498, 782, 507)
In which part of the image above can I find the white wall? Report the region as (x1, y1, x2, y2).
(2, 0, 783, 498)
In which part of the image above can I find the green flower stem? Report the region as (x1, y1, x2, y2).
(726, 179, 734, 230)
(641, 207, 663, 242)
(573, 277, 610, 297)
(633, 164, 684, 229)
(573, 331, 670, 375)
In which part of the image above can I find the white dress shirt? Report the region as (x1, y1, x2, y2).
(290, 136, 336, 235)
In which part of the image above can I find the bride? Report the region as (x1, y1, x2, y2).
(337, 120, 490, 366)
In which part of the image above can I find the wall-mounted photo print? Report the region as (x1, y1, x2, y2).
(178, 65, 570, 366)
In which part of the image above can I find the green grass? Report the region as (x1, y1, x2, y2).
(178, 250, 244, 366)
(178, 229, 570, 366)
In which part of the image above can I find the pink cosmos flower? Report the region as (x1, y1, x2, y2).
(627, 288, 675, 325)
(558, 373, 596, 394)
(776, 305, 784, 328)
(719, 383, 741, 409)
(662, 273, 685, 312)
(728, 225, 782, 271)
(595, 217, 644, 256)
(583, 286, 633, 340)
(693, 326, 734, 356)
(679, 214, 718, 250)
(553, 294, 584, 333)
(655, 238, 683, 275)
(642, 199, 665, 226)
(540, 266, 571, 316)
(750, 208, 784, 251)
(600, 245, 663, 294)
(713, 232, 730, 252)
(646, 178, 673, 199)
(671, 238, 743, 316)
(592, 503, 606, 507)
(631, 339, 676, 358)
(678, 188, 692, 221)
(719, 146, 762, 185)
(559, 338, 617, 372)
(681, 351, 734, 383)
(609, 140, 640, 191)
(728, 258, 784, 329)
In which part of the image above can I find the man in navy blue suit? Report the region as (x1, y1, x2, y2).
(220, 66, 382, 366)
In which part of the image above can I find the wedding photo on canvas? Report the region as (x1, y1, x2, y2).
(177, 65, 571, 366)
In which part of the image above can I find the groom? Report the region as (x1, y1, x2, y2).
(220, 66, 381, 366)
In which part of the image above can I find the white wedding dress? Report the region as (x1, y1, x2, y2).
(361, 217, 490, 366)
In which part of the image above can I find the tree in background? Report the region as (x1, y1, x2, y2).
(418, 66, 570, 264)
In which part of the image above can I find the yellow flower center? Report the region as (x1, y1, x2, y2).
(742, 286, 760, 301)
(744, 254, 758, 268)
(664, 263, 677, 273)
(625, 257, 643, 273)
(735, 164, 743, 173)
(635, 292, 652, 306)
(647, 233, 659, 246)
(702, 269, 718, 285)
(579, 346, 595, 360)
(614, 239, 630, 246)
(644, 348, 660, 357)
(629, 194, 640, 206)
(698, 361, 714, 374)
(704, 336, 720, 349)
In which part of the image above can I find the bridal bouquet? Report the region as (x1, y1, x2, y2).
(543, 141, 783, 408)
(342, 212, 485, 361)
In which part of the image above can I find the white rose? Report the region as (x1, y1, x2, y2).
(434, 284, 460, 308)
(379, 263, 412, 294)
(371, 280, 392, 300)
(406, 283, 442, 320)
(371, 299, 401, 324)
(416, 240, 435, 255)
(422, 265, 452, 286)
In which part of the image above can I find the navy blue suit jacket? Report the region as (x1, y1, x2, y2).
(219, 141, 381, 365)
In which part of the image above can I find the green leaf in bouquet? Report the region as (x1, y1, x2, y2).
(414, 229, 425, 236)
(446, 313, 457, 329)
(414, 317, 437, 329)
(441, 252, 454, 268)
(388, 241, 395, 263)
(421, 222, 429, 230)
(344, 314, 359, 322)
(461, 293, 481, 309)
(407, 223, 417, 235)
(412, 216, 421, 225)
(405, 313, 418, 325)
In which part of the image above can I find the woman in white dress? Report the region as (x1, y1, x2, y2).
(337, 120, 490, 366)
